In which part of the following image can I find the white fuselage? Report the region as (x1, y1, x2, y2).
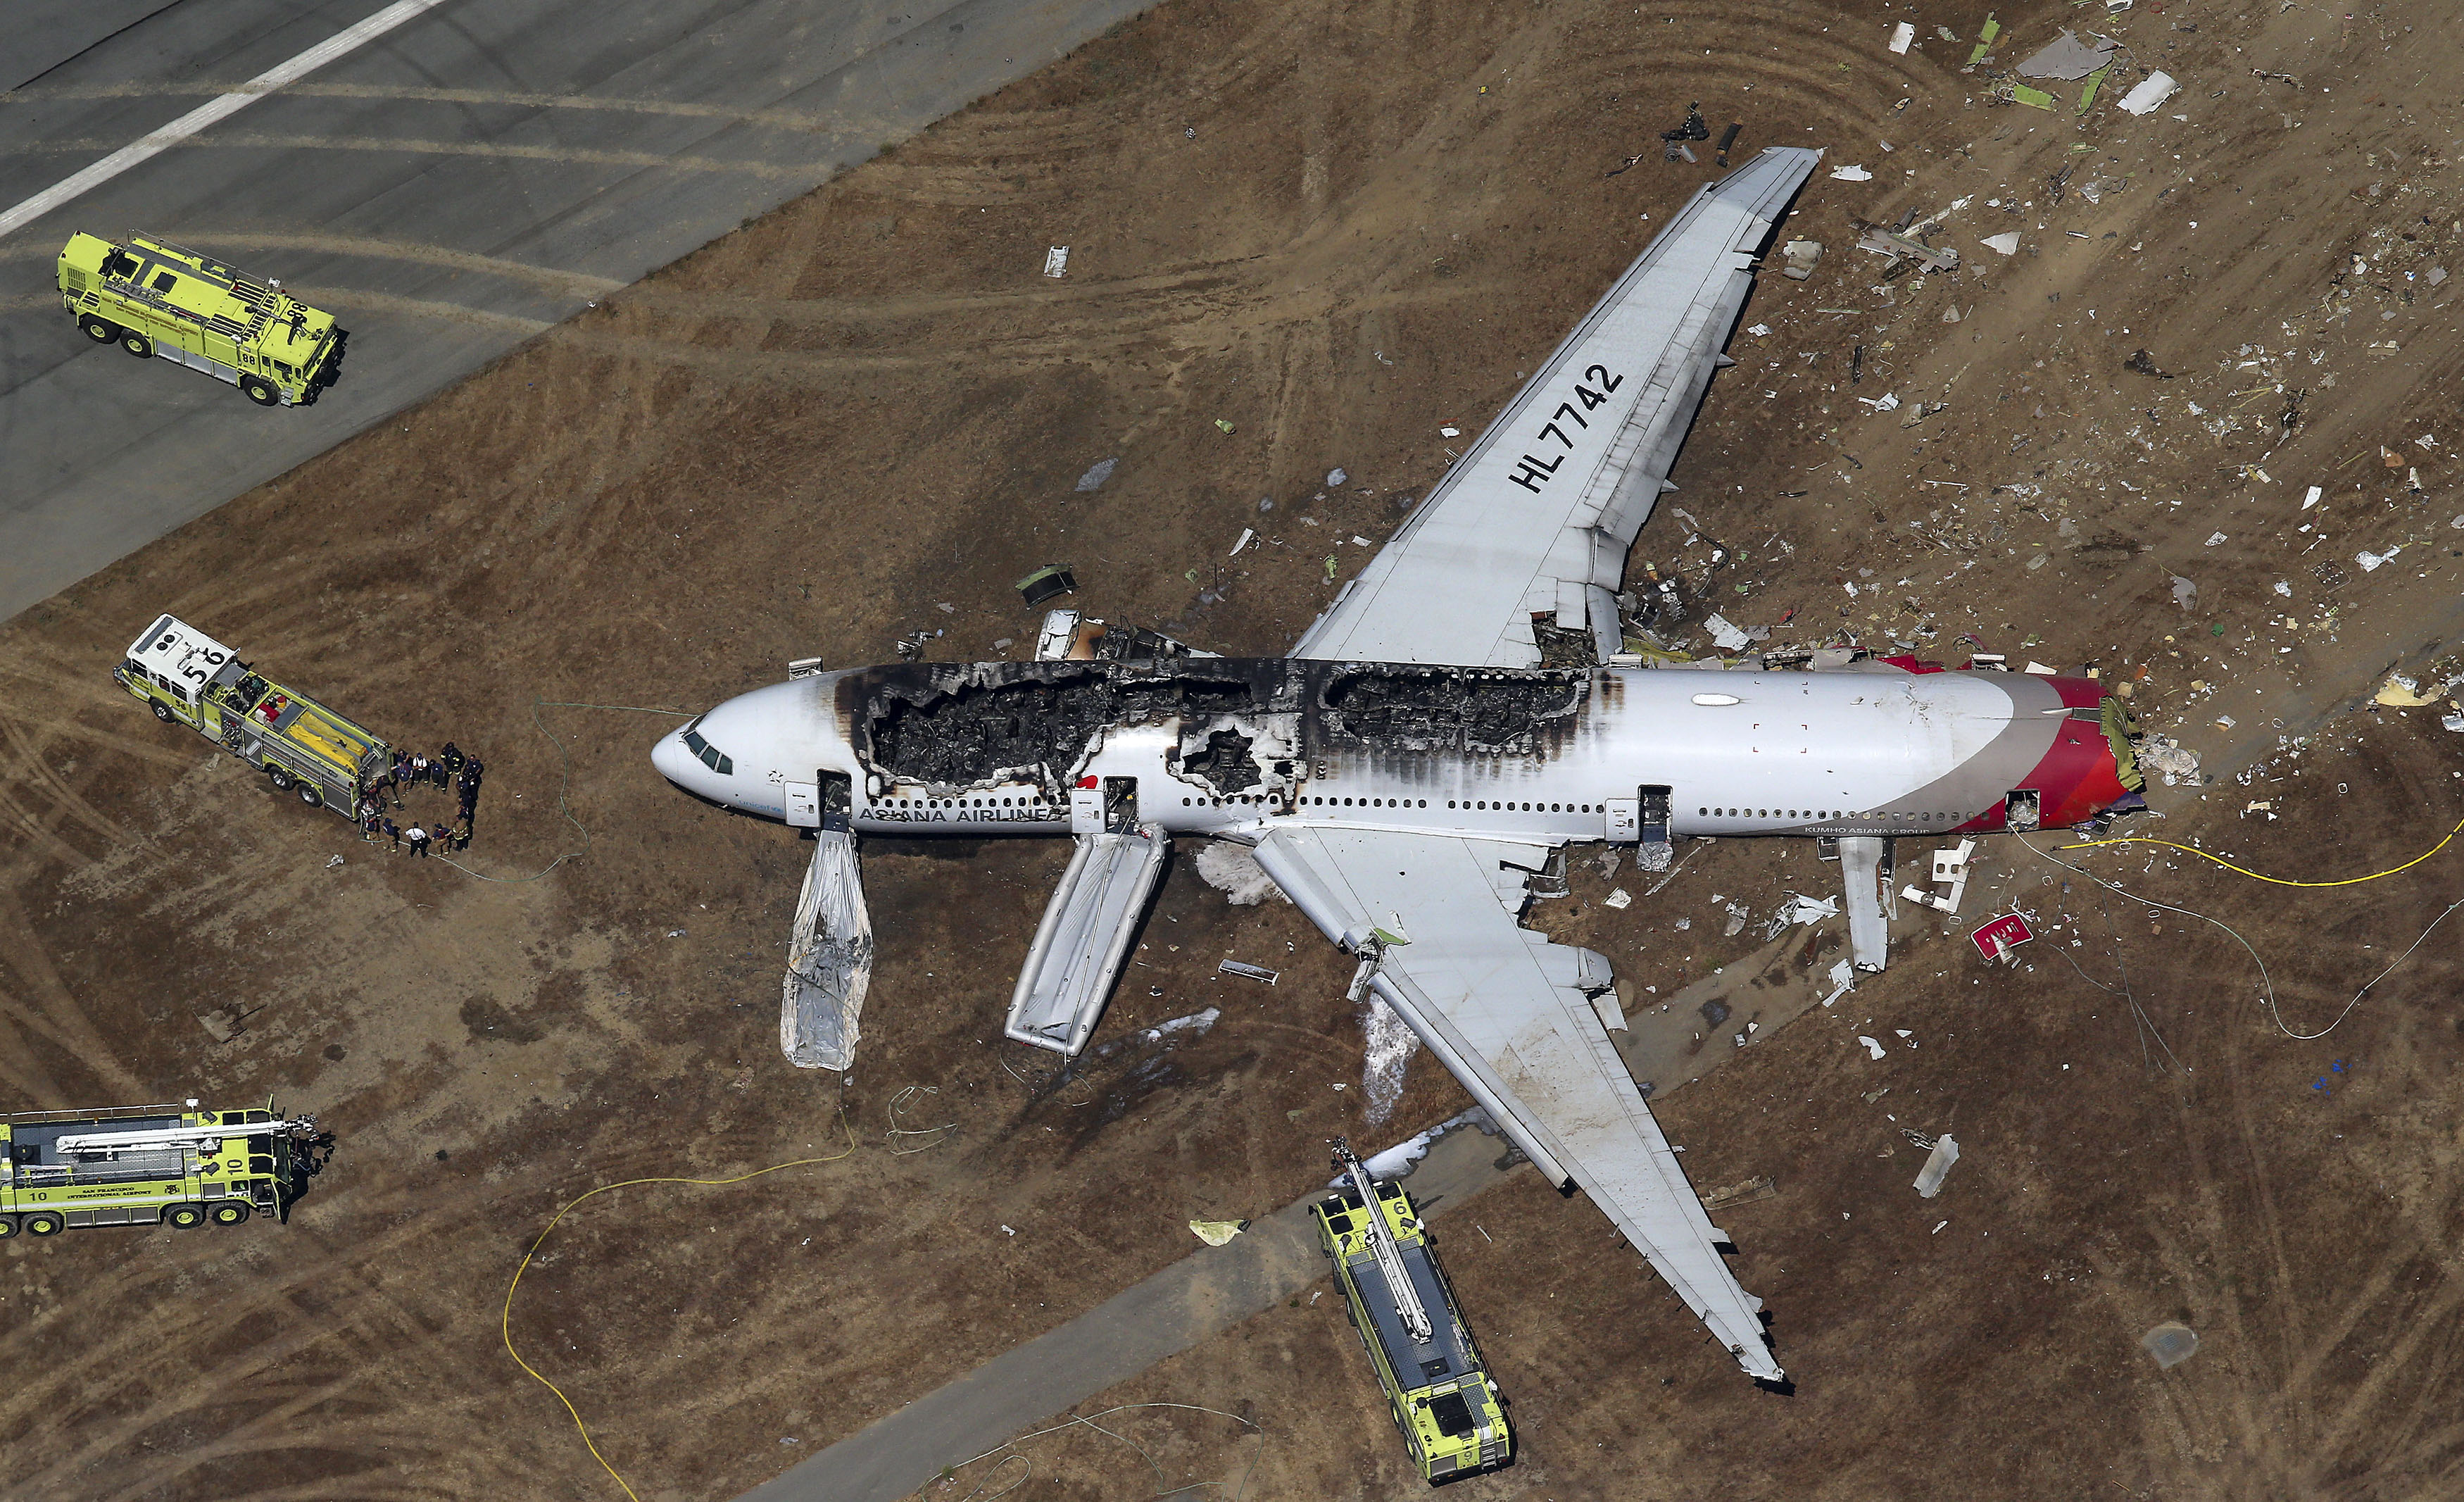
(653, 657, 2118, 844)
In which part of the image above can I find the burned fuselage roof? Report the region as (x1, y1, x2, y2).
(840, 658, 1595, 792)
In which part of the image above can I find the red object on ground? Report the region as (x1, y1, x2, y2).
(1971, 913, 2036, 960)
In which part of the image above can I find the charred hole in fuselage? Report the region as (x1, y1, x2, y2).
(860, 663, 1261, 787)
(1179, 727, 1257, 795)
(1315, 666, 1586, 756)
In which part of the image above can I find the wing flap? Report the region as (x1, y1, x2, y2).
(1251, 825, 1783, 1382)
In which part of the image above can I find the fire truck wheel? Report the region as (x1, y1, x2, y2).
(240, 375, 278, 406)
(266, 765, 294, 792)
(151, 701, 176, 722)
(23, 1212, 63, 1237)
(120, 331, 154, 358)
(164, 1203, 207, 1229)
(212, 1203, 252, 1226)
(0, 1215, 18, 1238)
(298, 783, 324, 807)
(80, 315, 118, 343)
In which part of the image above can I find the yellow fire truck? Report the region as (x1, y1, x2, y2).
(115, 614, 389, 819)
(0, 1099, 327, 1237)
(1313, 1141, 1514, 1483)
(56, 232, 345, 406)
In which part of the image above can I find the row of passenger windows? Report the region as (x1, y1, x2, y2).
(885, 795, 1048, 808)
(1699, 807, 1970, 822)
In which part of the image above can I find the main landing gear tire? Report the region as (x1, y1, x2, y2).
(80, 315, 118, 343)
(23, 1211, 63, 1237)
(151, 701, 176, 722)
(239, 375, 278, 406)
(120, 331, 154, 358)
(164, 1203, 207, 1229)
(267, 765, 294, 792)
(211, 1203, 252, 1227)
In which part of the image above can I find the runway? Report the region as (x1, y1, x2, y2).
(0, 0, 1152, 622)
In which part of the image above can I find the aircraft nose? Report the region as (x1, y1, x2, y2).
(650, 726, 703, 791)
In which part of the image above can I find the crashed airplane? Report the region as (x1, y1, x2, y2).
(652, 148, 2142, 1387)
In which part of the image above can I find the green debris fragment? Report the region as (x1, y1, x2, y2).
(2211, 623, 2226, 637)
(2011, 83, 2057, 111)
(1214, 418, 1236, 433)
(1324, 555, 1340, 583)
(2078, 63, 2112, 113)
(1967, 14, 2000, 66)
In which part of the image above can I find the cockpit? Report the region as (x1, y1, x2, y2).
(679, 717, 734, 775)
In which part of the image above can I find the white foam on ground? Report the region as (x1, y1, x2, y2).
(1144, 1007, 1220, 1042)
(1333, 1106, 1490, 1186)
(1193, 841, 1288, 906)
(1359, 994, 1420, 1124)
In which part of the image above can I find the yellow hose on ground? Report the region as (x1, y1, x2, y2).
(502, 1110, 858, 1501)
(2062, 814, 2464, 888)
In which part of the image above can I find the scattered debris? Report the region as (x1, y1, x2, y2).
(1228, 527, 1255, 557)
(1970, 911, 2036, 963)
(1982, 232, 2021, 256)
(1214, 418, 1236, 434)
(1830, 164, 1875, 182)
(1714, 121, 1742, 168)
(1703, 612, 1769, 651)
(1042, 246, 1069, 278)
(2141, 1322, 2199, 1370)
(1604, 887, 1633, 910)
(2117, 70, 2181, 116)
(1888, 20, 1915, 54)
(2138, 736, 2201, 787)
(1439, 425, 1460, 438)
(1857, 1035, 1888, 1060)
(2016, 30, 2114, 81)
(1074, 457, 1117, 492)
(1903, 840, 1975, 915)
(1913, 1134, 1961, 1197)
(1702, 1175, 1778, 1210)
(1781, 239, 1825, 280)
(1188, 1219, 1249, 1246)
(2169, 575, 2199, 611)
(1780, 894, 1840, 926)
(2358, 546, 2403, 573)
(325, 854, 344, 869)
(1822, 958, 1856, 1006)
(2123, 349, 2173, 379)
(1857, 225, 1960, 275)
(1014, 563, 1077, 606)
(1218, 959, 1279, 984)
(1326, 468, 1348, 487)
(2374, 675, 2444, 708)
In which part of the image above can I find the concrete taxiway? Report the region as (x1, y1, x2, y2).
(0, 0, 1152, 622)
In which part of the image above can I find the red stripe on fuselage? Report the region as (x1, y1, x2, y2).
(1958, 675, 2127, 834)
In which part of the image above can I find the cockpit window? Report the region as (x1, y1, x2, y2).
(681, 725, 732, 777)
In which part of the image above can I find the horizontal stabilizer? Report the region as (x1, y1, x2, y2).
(1006, 825, 1169, 1056)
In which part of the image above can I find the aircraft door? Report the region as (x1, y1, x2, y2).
(1103, 777, 1139, 834)
(784, 780, 819, 828)
(1069, 777, 1105, 834)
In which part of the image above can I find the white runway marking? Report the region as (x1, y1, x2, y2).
(0, 0, 455, 242)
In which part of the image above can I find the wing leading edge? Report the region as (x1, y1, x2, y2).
(1250, 825, 1783, 1384)
(1290, 146, 1821, 668)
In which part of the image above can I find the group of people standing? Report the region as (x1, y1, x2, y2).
(357, 741, 486, 858)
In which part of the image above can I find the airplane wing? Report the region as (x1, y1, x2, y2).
(1289, 146, 1821, 668)
(1250, 824, 1784, 1384)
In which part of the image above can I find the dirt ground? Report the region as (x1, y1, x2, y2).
(6, 0, 2464, 1496)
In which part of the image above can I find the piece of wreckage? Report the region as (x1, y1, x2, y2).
(653, 149, 2149, 1389)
